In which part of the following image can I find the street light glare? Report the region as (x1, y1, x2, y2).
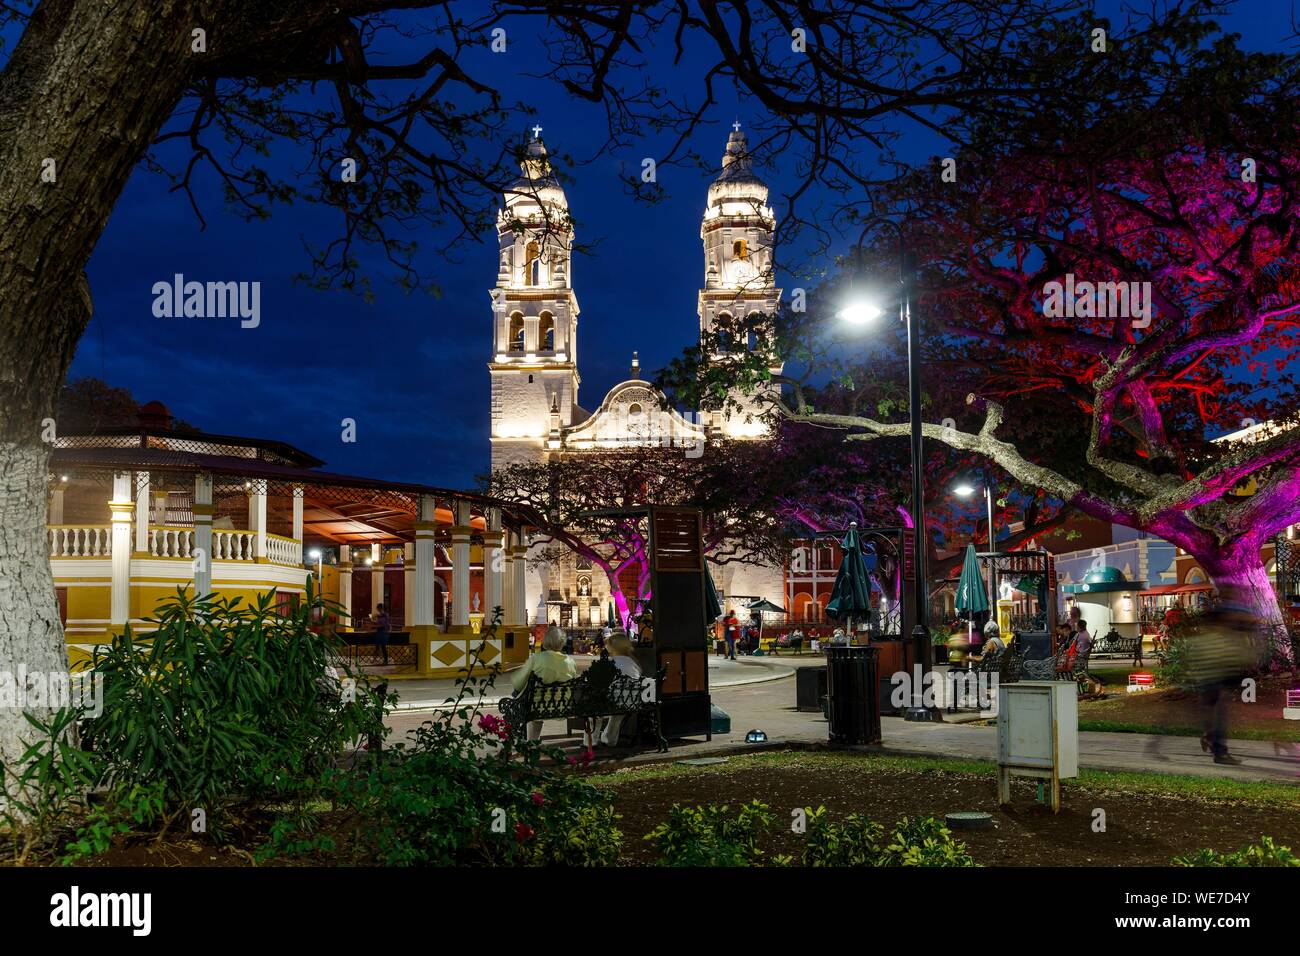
(953, 483, 976, 498)
(837, 299, 883, 325)
(308, 549, 321, 560)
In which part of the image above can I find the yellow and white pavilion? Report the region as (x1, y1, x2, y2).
(48, 402, 533, 677)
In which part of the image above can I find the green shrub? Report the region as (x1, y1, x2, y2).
(80, 585, 382, 839)
(522, 804, 623, 867)
(879, 816, 977, 867)
(644, 800, 776, 866)
(0, 708, 103, 865)
(1174, 837, 1300, 867)
(802, 806, 884, 866)
(311, 625, 617, 866)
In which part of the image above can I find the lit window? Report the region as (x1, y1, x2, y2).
(525, 241, 541, 287)
(733, 239, 748, 259)
(539, 311, 555, 351)
(509, 312, 525, 351)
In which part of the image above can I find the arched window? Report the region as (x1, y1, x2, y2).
(746, 314, 762, 351)
(715, 312, 733, 353)
(539, 311, 555, 351)
(733, 238, 748, 260)
(508, 312, 525, 351)
(524, 240, 541, 287)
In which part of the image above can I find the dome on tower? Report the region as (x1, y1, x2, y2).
(503, 135, 568, 220)
(705, 127, 773, 220)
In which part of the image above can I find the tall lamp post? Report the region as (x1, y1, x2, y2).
(954, 475, 998, 612)
(837, 218, 936, 721)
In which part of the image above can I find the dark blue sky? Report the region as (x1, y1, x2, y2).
(68, 1, 1288, 490)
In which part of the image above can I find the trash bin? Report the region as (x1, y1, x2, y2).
(796, 665, 828, 712)
(825, 645, 881, 745)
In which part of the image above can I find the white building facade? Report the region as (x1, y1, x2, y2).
(488, 128, 786, 625)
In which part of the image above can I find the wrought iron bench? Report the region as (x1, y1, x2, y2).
(498, 656, 668, 753)
(1022, 642, 1095, 694)
(1090, 629, 1141, 659)
(948, 644, 1023, 709)
(767, 633, 805, 656)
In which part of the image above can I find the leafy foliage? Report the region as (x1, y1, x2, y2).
(1174, 836, 1300, 867)
(801, 806, 884, 866)
(644, 800, 778, 867)
(79, 585, 382, 839)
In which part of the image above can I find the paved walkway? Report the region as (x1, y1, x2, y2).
(381, 656, 1300, 784)
(383, 653, 792, 712)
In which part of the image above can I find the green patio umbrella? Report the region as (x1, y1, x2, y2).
(826, 524, 873, 637)
(955, 544, 990, 642)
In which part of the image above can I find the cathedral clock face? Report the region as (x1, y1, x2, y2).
(731, 258, 756, 283)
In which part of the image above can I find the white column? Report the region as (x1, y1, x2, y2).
(109, 471, 134, 630)
(404, 543, 415, 627)
(484, 508, 504, 627)
(134, 471, 150, 554)
(291, 484, 304, 542)
(338, 545, 353, 626)
(248, 479, 267, 561)
(413, 495, 437, 628)
(511, 531, 528, 627)
(450, 500, 471, 630)
(193, 473, 214, 597)
(371, 543, 384, 614)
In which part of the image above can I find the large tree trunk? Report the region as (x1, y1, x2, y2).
(0, 1, 200, 805)
(1194, 544, 1289, 659)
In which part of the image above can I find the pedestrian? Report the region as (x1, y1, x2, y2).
(1187, 604, 1261, 766)
(724, 610, 740, 660)
(373, 603, 391, 666)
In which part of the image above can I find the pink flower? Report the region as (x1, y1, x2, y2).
(514, 822, 535, 843)
(531, 791, 545, 806)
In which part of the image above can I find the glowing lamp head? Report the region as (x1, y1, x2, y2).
(953, 483, 976, 498)
(309, 549, 321, 560)
(837, 299, 883, 325)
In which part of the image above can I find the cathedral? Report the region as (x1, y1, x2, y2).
(488, 126, 786, 627)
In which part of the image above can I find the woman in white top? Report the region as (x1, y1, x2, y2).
(597, 632, 642, 747)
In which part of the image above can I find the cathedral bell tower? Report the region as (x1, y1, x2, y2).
(697, 124, 783, 438)
(489, 130, 581, 469)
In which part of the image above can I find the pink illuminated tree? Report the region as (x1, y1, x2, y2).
(666, 24, 1300, 637)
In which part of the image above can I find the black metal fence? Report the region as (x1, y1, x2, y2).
(341, 642, 418, 669)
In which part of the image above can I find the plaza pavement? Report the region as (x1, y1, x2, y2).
(379, 652, 1300, 784)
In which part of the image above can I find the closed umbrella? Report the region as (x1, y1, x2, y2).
(705, 564, 723, 622)
(826, 524, 874, 640)
(955, 544, 991, 645)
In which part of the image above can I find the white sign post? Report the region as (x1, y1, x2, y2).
(997, 681, 1078, 812)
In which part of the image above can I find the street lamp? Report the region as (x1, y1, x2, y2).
(838, 218, 935, 722)
(308, 548, 323, 591)
(953, 479, 998, 612)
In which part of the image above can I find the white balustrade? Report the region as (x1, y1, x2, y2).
(48, 524, 302, 566)
(265, 533, 302, 566)
(48, 525, 111, 557)
(149, 527, 194, 558)
(214, 529, 256, 561)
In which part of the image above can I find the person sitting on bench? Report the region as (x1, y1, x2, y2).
(510, 625, 576, 741)
(596, 632, 642, 747)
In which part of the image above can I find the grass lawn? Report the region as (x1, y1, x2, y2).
(1077, 673, 1300, 741)
(587, 749, 1300, 866)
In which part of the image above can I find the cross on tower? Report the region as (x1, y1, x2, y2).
(531, 124, 543, 139)
(732, 119, 742, 132)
